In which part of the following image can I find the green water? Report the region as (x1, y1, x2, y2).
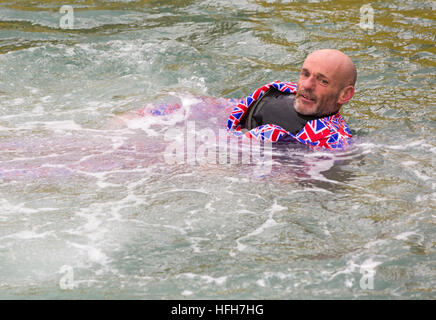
(0, 0, 434, 299)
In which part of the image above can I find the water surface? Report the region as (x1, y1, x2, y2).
(0, 0, 435, 299)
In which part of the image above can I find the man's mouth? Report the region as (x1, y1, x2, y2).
(298, 92, 316, 103)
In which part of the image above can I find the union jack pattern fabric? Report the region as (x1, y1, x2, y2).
(226, 81, 352, 150)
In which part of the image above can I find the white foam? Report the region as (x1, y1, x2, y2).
(232, 200, 284, 254)
(124, 105, 187, 134)
(0, 199, 39, 214)
(150, 188, 210, 199)
(256, 278, 266, 287)
(402, 161, 433, 182)
(359, 258, 382, 275)
(246, 218, 278, 238)
(386, 139, 426, 150)
(257, 271, 298, 287)
(364, 239, 388, 249)
(302, 155, 342, 185)
(410, 169, 432, 182)
(32, 105, 45, 114)
(69, 241, 110, 267)
(10, 98, 25, 106)
(328, 260, 360, 280)
(179, 95, 202, 109)
(176, 76, 208, 95)
(15, 120, 84, 132)
(179, 273, 227, 285)
(188, 236, 209, 253)
(4, 229, 54, 240)
(394, 231, 416, 240)
(182, 290, 194, 296)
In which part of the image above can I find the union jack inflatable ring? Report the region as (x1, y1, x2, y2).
(226, 81, 352, 150)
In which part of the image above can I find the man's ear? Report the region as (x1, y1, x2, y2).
(338, 85, 354, 105)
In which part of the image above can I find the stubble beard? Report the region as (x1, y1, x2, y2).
(294, 89, 340, 117)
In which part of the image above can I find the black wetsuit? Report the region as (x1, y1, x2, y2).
(241, 87, 321, 135)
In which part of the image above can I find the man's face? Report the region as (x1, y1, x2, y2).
(294, 54, 344, 117)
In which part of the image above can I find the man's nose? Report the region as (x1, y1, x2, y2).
(300, 75, 316, 91)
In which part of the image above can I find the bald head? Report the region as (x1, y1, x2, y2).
(306, 49, 357, 87)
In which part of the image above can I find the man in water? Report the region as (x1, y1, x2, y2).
(294, 49, 356, 118)
(227, 49, 357, 149)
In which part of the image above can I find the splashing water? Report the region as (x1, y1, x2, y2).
(0, 0, 434, 299)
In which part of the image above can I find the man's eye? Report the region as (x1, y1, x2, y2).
(320, 79, 328, 85)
